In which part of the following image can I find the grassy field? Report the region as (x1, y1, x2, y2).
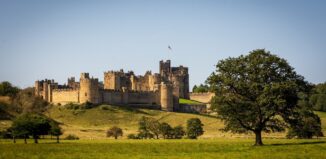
(179, 98, 203, 105)
(0, 138, 325, 159)
(43, 105, 291, 139)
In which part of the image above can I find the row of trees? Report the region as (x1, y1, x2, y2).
(6, 113, 63, 143)
(192, 84, 210, 93)
(105, 117, 205, 140)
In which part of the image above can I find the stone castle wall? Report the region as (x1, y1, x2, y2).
(189, 92, 215, 103)
(52, 89, 79, 104)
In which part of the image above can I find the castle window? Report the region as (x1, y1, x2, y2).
(85, 93, 87, 97)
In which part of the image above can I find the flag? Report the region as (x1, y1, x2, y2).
(168, 45, 172, 50)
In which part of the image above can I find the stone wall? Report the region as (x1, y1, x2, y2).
(189, 92, 215, 103)
(52, 89, 79, 104)
(178, 104, 207, 113)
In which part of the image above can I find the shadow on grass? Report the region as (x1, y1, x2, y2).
(267, 141, 326, 146)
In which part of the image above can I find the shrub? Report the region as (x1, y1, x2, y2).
(64, 134, 79, 140)
(127, 134, 139, 139)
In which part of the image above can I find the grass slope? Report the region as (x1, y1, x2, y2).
(1, 139, 326, 159)
(46, 105, 225, 139)
(179, 98, 203, 105)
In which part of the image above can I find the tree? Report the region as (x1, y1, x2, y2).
(192, 84, 210, 93)
(172, 125, 185, 139)
(11, 87, 48, 113)
(147, 119, 161, 139)
(138, 116, 153, 139)
(309, 82, 326, 111)
(50, 121, 63, 143)
(186, 118, 204, 139)
(207, 49, 321, 145)
(0, 81, 20, 97)
(106, 126, 123, 139)
(159, 122, 173, 139)
(10, 113, 51, 143)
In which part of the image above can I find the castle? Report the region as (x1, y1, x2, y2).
(35, 60, 190, 112)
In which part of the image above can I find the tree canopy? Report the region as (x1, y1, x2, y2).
(207, 49, 322, 145)
(0, 81, 20, 97)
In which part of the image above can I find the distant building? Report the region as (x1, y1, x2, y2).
(35, 60, 190, 112)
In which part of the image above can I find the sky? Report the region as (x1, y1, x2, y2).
(0, 0, 326, 89)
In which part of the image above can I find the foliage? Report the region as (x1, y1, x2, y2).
(138, 116, 154, 139)
(159, 122, 173, 139)
(106, 126, 123, 139)
(186, 118, 204, 139)
(10, 113, 51, 143)
(127, 134, 140, 139)
(207, 49, 321, 145)
(192, 84, 210, 93)
(0, 81, 20, 97)
(172, 125, 185, 139)
(49, 121, 63, 143)
(309, 82, 326, 112)
(11, 88, 48, 113)
(64, 134, 79, 140)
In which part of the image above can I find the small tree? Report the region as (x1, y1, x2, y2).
(172, 125, 185, 139)
(50, 121, 63, 143)
(107, 126, 123, 139)
(186, 118, 204, 139)
(147, 119, 161, 139)
(159, 122, 173, 139)
(138, 116, 153, 139)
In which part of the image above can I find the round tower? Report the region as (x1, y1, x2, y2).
(79, 73, 99, 104)
(160, 82, 173, 111)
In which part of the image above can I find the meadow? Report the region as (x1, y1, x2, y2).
(1, 105, 326, 159)
(1, 138, 326, 159)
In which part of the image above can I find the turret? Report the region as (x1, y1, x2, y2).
(160, 82, 173, 111)
(79, 73, 100, 104)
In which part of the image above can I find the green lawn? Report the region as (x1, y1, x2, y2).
(0, 138, 325, 159)
(179, 98, 203, 105)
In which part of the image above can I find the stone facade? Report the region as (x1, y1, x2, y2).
(34, 60, 190, 112)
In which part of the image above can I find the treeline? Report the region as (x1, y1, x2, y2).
(106, 117, 204, 140)
(127, 117, 204, 139)
(310, 82, 326, 112)
(2, 113, 63, 143)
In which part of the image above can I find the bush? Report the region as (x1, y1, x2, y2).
(64, 134, 79, 140)
(100, 105, 110, 110)
(127, 134, 139, 139)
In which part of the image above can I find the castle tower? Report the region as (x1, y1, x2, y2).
(159, 60, 171, 80)
(35, 81, 41, 97)
(79, 73, 100, 104)
(160, 82, 173, 111)
(43, 81, 49, 102)
(104, 71, 121, 90)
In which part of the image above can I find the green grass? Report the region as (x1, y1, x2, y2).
(45, 105, 225, 139)
(0, 138, 326, 159)
(179, 98, 203, 105)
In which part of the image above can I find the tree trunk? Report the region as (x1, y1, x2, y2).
(56, 136, 59, 143)
(13, 136, 16, 144)
(114, 136, 117, 139)
(34, 136, 38, 144)
(254, 131, 263, 146)
(24, 136, 27, 144)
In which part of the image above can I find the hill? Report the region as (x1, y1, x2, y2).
(1, 102, 326, 139)
(46, 104, 293, 139)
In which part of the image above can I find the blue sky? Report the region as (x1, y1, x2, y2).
(0, 0, 326, 88)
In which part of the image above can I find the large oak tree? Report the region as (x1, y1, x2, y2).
(207, 49, 321, 145)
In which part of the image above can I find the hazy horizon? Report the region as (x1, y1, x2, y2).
(1, 0, 326, 88)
